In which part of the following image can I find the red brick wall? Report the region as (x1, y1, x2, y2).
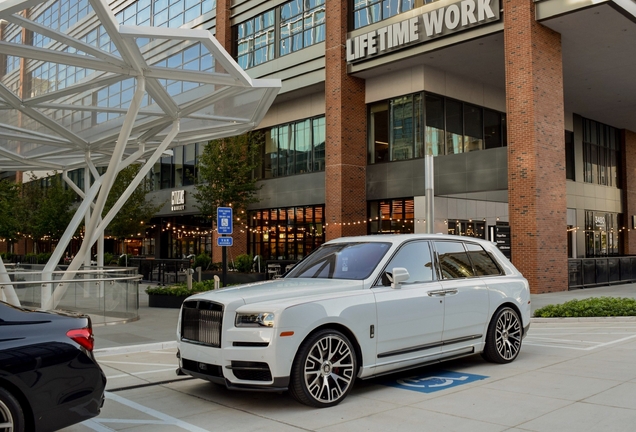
(324, 0, 367, 240)
(504, 0, 568, 293)
(622, 130, 636, 254)
(215, 0, 232, 51)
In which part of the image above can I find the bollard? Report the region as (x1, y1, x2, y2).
(187, 268, 194, 291)
(196, 266, 202, 282)
(213, 275, 220, 290)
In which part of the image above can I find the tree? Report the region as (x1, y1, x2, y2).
(14, 173, 75, 252)
(0, 179, 19, 243)
(103, 164, 162, 246)
(192, 131, 263, 219)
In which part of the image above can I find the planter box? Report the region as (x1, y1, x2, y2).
(148, 294, 189, 309)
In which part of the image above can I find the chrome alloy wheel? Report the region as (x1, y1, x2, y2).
(0, 399, 15, 432)
(303, 334, 355, 404)
(495, 309, 522, 361)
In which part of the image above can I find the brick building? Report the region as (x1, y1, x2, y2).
(3, 0, 636, 293)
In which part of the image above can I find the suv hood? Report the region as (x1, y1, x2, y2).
(186, 278, 365, 306)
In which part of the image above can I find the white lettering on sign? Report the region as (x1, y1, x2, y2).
(347, 0, 499, 62)
(171, 190, 185, 211)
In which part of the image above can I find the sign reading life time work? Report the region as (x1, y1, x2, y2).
(346, 0, 500, 63)
(217, 207, 233, 235)
(384, 370, 488, 393)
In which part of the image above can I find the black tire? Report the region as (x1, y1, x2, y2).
(0, 387, 25, 432)
(481, 306, 523, 364)
(289, 329, 357, 408)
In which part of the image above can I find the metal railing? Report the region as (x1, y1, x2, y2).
(1, 266, 141, 325)
(129, 257, 192, 285)
(568, 257, 636, 289)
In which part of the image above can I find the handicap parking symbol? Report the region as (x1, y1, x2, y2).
(384, 370, 488, 393)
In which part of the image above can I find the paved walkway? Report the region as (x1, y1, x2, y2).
(93, 282, 636, 355)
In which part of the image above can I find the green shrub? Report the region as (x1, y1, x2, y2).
(146, 279, 218, 297)
(210, 261, 222, 271)
(193, 253, 211, 270)
(37, 252, 51, 264)
(0, 252, 13, 261)
(534, 297, 636, 318)
(234, 253, 253, 273)
(103, 252, 116, 266)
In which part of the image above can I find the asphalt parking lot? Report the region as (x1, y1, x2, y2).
(63, 319, 636, 432)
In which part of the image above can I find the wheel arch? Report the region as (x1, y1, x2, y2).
(0, 377, 35, 432)
(489, 301, 525, 337)
(295, 322, 364, 376)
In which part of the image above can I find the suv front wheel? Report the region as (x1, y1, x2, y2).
(289, 329, 357, 407)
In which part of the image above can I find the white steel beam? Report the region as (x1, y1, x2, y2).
(45, 77, 147, 309)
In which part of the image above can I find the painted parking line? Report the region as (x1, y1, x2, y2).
(524, 323, 636, 351)
(82, 392, 211, 432)
(383, 370, 488, 393)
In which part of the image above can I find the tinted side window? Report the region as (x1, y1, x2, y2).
(465, 243, 502, 276)
(435, 241, 475, 279)
(382, 241, 435, 285)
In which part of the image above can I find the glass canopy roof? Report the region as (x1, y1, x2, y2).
(0, 0, 281, 171)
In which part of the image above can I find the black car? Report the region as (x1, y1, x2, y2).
(0, 301, 106, 432)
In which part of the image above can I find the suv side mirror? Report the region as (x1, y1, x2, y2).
(391, 267, 410, 289)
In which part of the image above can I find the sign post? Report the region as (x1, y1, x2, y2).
(217, 207, 233, 287)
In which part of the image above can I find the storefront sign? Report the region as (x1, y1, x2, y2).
(346, 0, 500, 63)
(489, 225, 511, 259)
(171, 190, 185, 211)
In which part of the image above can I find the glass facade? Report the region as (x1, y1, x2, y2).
(353, 0, 438, 30)
(116, 0, 215, 28)
(447, 220, 486, 239)
(149, 143, 205, 190)
(280, 0, 326, 57)
(582, 118, 620, 187)
(369, 92, 506, 164)
(585, 211, 619, 257)
(235, 1, 325, 69)
(248, 205, 325, 261)
(260, 116, 326, 178)
(368, 198, 415, 234)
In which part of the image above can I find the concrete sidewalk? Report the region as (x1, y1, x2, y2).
(92, 281, 636, 354)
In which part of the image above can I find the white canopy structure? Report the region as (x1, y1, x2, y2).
(0, 0, 280, 309)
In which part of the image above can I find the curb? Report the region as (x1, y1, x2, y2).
(95, 341, 178, 357)
(531, 316, 636, 323)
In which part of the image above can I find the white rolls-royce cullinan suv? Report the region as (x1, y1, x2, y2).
(176, 234, 530, 407)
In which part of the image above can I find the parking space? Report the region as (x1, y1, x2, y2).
(63, 320, 636, 432)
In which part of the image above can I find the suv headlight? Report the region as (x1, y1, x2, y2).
(235, 312, 275, 328)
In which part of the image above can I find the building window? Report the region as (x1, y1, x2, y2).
(280, 0, 326, 56)
(236, 10, 276, 69)
(447, 219, 486, 239)
(353, 0, 432, 30)
(260, 116, 326, 178)
(115, 0, 215, 29)
(235, 2, 325, 69)
(565, 131, 574, 180)
(149, 143, 203, 190)
(248, 205, 325, 261)
(585, 211, 619, 257)
(368, 92, 507, 164)
(582, 118, 620, 187)
(368, 198, 415, 234)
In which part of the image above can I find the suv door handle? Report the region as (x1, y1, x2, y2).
(427, 290, 446, 297)
(443, 289, 458, 296)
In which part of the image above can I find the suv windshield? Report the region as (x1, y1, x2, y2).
(286, 242, 391, 280)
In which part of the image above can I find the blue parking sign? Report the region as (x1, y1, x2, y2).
(217, 237, 233, 247)
(217, 207, 233, 235)
(384, 370, 488, 393)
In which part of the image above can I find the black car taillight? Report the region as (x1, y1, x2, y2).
(67, 327, 94, 351)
